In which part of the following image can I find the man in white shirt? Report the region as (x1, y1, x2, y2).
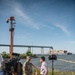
(40, 56, 48, 75)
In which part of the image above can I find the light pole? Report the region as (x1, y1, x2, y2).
(6, 16, 15, 59)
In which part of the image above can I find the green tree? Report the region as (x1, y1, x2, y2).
(20, 53, 26, 59)
(26, 50, 33, 57)
(2, 51, 10, 58)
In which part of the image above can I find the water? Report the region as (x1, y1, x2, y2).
(0, 70, 4, 75)
(20, 54, 75, 72)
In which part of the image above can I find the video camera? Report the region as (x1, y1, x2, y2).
(1, 53, 20, 74)
(48, 54, 57, 60)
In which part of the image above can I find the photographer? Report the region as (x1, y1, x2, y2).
(1, 53, 22, 75)
(11, 53, 22, 75)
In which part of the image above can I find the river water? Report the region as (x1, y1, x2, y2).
(20, 54, 75, 72)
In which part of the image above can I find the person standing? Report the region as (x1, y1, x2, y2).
(0, 54, 3, 68)
(40, 56, 48, 75)
(0, 54, 4, 75)
(23, 56, 36, 75)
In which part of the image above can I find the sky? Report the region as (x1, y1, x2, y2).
(0, 0, 75, 54)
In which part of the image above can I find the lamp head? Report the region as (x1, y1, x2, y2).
(6, 18, 10, 23)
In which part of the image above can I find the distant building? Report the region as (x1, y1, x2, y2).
(47, 50, 68, 55)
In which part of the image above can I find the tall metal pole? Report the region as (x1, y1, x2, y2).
(10, 20, 14, 59)
(6, 16, 15, 59)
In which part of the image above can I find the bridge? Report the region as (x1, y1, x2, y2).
(0, 44, 53, 54)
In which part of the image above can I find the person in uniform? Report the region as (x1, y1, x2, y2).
(40, 56, 48, 75)
(23, 56, 36, 75)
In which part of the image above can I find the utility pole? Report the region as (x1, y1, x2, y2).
(6, 16, 15, 59)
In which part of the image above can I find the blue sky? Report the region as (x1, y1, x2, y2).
(0, 0, 75, 54)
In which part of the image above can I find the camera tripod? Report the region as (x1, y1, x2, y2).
(52, 60, 54, 75)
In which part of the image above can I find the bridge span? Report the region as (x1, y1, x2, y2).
(0, 44, 53, 54)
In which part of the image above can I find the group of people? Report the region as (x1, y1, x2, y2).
(23, 56, 48, 75)
(0, 54, 48, 75)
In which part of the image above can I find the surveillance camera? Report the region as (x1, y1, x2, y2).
(6, 19, 9, 23)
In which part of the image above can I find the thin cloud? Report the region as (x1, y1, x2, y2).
(54, 24, 70, 36)
(14, 7, 39, 30)
(4, 0, 40, 30)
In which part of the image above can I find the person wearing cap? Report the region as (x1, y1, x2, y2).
(23, 56, 36, 75)
(40, 56, 48, 75)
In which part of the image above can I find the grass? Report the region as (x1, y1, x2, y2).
(48, 72, 75, 75)
(32, 68, 75, 75)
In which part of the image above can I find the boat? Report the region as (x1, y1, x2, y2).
(67, 52, 72, 55)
